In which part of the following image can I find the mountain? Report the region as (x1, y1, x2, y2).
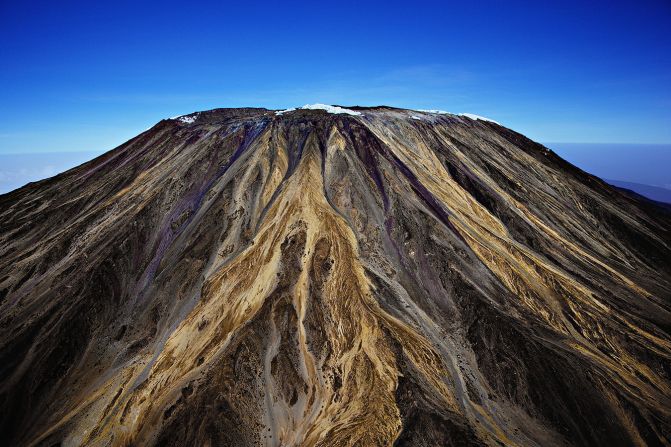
(1, 105, 670, 447)
(607, 179, 671, 205)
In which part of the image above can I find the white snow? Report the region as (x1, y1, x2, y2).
(417, 109, 451, 114)
(458, 113, 500, 125)
(275, 104, 362, 116)
(275, 107, 296, 115)
(300, 104, 362, 115)
(410, 115, 422, 120)
(171, 113, 198, 124)
(414, 109, 500, 124)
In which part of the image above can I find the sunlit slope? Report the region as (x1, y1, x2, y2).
(1, 106, 670, 446)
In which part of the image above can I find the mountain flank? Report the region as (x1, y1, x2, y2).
(1, 105, 670, 446)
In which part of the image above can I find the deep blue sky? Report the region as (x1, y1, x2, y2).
(1, 0, 670, 157)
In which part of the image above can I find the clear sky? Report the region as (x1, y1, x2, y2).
(1, 0, 670, 157)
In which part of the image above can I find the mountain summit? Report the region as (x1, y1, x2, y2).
(1, 106, 670, 446)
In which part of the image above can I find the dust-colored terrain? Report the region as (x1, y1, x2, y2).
(1, 106, 670, 446)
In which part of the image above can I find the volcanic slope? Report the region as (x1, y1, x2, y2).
(1, 106, 670, 446)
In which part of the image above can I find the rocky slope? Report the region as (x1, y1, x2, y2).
(1, 106, 670, 446)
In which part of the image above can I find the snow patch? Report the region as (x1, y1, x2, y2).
(415, 109, 500, 124)
(417, 109, 451, 114)
(171, 113, 199, 124)
(301, 104, 362, 115)
(459, 113, 499, 125)
(275, 104, 362, 116)
(178, 115, 197, 124)
(410, 115, 422, 120)
(275, 108, 296, 115)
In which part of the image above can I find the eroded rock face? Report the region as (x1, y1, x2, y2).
(0, 107, 670, 446)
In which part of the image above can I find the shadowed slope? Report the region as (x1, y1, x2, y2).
(0, 107, 670, 446)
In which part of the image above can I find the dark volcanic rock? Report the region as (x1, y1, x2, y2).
(0, 106, 670, 446)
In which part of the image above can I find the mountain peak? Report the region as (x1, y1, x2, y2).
(1, 108, 670, 446)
